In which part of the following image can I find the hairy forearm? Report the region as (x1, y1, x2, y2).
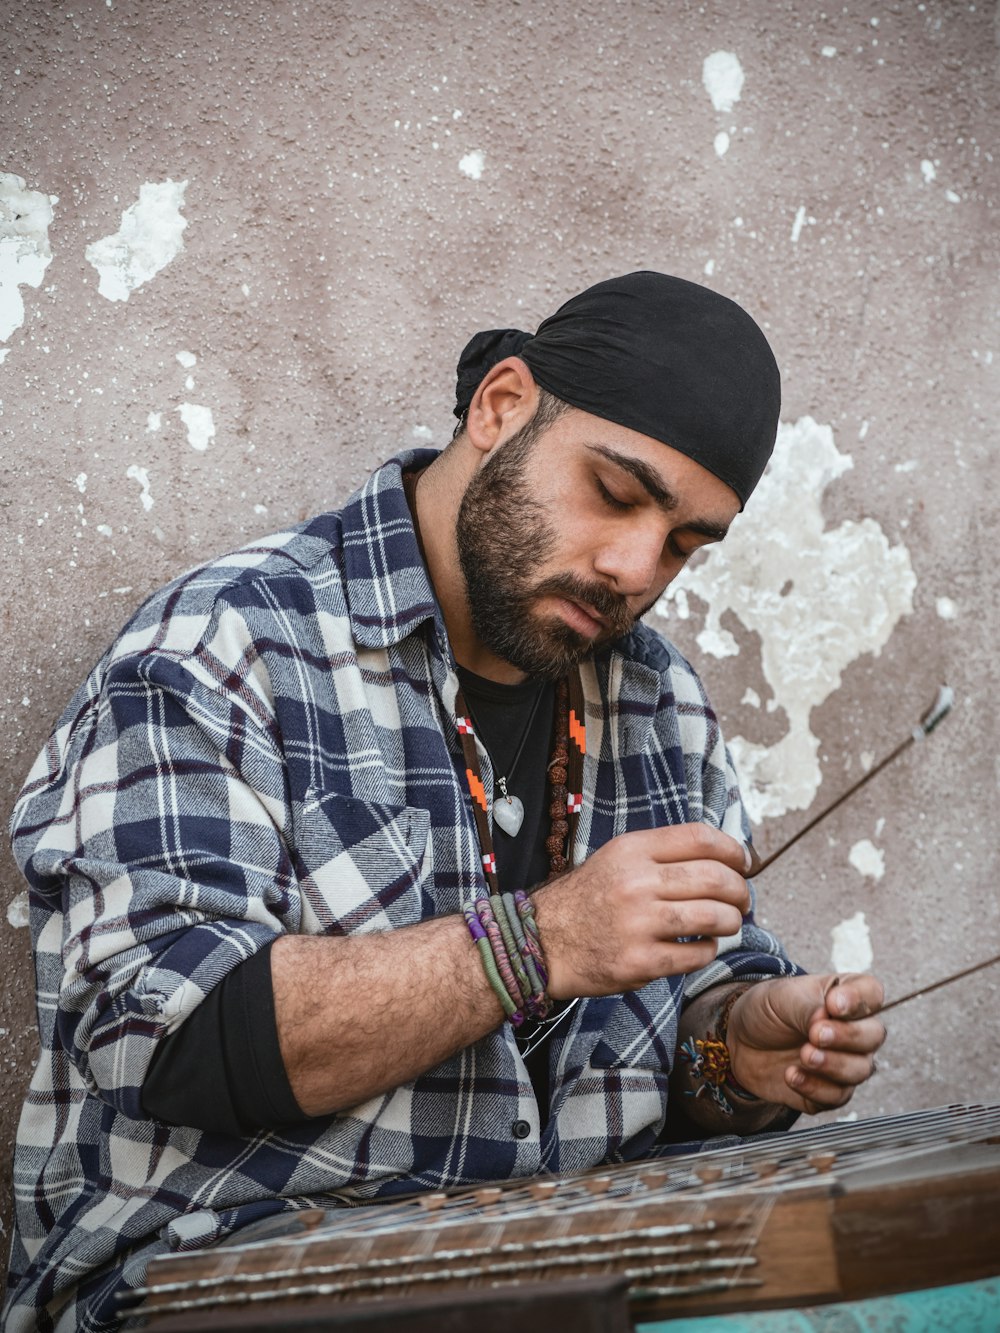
(271, 917, 505, 1118)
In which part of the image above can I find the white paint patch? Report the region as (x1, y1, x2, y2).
(660, 417, 916, 822)
(0, 173, 57, 344)
(831, 911, 873, 973)
(821, 45, 837, 57)
(6, 891, 30, 929)
(458, 151, 485, 181)
(849, 838, 885, 880)
(125, 464, 154, 511)
(146, 411, 162, 432)
(177, 402, 215, 451)
(860, 750, 874, 772)
(741, 687, 761, 709)
(702, 51, 744, 113)
(96, 523, 114, 538)
(703, 259, 715, 276)
(74, 473, 88, 494)
(894, 459, 918, 473)
(85, 179, 188, 302)
(945, 189, 961, 204)
(411, 424, 434, 442)
(935, 596, 958, 620)
(920, 159, 936, 183)
(697, 626, 739, 658)
(714, 131, 731, 158)
(671, 587, 690, 620)
(175, 349, 197, 369)
(790, 205, 807, 244)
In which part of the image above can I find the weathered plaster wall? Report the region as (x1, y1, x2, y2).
(2, 0, 998, 1242)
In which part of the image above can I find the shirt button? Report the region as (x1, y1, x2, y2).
(511, 1119, 532, 1140)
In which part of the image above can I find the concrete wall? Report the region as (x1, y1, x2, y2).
(2, 0, 998, 1243)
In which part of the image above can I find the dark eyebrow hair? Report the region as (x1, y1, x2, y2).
(587, 443, 731, 542)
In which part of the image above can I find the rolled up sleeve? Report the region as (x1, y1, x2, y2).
(12, 647, 298, 1120)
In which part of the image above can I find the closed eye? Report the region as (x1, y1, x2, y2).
(596, 477, 634, 512)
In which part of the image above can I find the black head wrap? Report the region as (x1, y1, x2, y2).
(453, 271, 780, 507)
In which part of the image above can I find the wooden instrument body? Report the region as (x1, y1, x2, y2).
(133, 1104, 1000, 1328)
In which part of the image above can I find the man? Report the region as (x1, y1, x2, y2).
(5, 272, 884, 1332)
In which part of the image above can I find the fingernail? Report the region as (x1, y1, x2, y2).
(743, 843, 753, 874)
(832, 991, 849, 1015)
(788, 1068, 804, 1088)
(818, 1025, 834, 1045)
(809, 1049, 824, 1068)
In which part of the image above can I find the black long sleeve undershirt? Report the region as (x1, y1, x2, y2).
(142, 939, 302, 1136)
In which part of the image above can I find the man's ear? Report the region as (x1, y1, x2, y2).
(465, 357, 539, 456)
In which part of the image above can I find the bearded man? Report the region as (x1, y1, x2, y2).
(5, 272, 884, 1332)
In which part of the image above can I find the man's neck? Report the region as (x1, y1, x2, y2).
(406, 448, 529, 685)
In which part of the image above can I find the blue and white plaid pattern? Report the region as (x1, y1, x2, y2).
(5, 450, 798, 1332)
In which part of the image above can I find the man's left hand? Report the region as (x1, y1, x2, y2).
(727, 973, 886, 1114)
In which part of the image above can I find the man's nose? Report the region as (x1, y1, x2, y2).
(593, 528, 670, 597)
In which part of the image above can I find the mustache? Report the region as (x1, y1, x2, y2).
(533, 573, 636, 637)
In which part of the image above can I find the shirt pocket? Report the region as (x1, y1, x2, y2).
(293, 792, 433, 936)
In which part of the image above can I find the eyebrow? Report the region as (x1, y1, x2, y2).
(587, 444, 731, 541)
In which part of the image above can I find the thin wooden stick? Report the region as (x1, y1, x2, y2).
(881, 952, 1000, 1013)
(754, 685, 953, 875)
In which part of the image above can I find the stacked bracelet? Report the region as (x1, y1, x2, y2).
(679, 985, 762, 1114)
(464, 891, 551, 1026)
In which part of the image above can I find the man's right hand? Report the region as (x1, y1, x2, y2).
(532, 824, 752, 1000)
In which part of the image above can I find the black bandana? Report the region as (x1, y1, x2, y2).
(454, 271, 781, 507)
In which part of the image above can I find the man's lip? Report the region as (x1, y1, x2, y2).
(555, 596, 607, 637)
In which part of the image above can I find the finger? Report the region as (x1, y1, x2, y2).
(626, 938, 720, 991)
(796, 1044, 879, 1088)
(824, 973, 886, 1019)
(785, 1065, 860, 1112)
(653, 858, 752, 914)
(653, 898, 745, 942)
(809, 1014, 887, 1056)
(636, 823, 752, 876)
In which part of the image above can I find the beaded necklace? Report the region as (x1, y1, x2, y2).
(454, 668, 586, 892)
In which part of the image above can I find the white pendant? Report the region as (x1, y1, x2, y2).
(494, 792, 525, 837)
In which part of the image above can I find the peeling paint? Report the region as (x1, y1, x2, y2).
(849, 838, 885, 880)
(85, 179, 188, 302)
(936, 596, 958, 620)
(177, 402, 215, 451)
(702, 51, 744, 113)
(831, 911, 873, 974)
(6, 892, 29, 930)
(713, 131, 730, 158)
(458, 151, 485, 180)
(146, 411, 162, 432)
(0, 173, 57, 345)
(661, 417, 917, 822)
(125, 464, 154, 511)
(176, 350, 197, 369)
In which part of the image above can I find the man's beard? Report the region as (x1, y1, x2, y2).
(455, 425, 637, 679)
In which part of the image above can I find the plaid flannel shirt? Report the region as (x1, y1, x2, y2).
(5, 450, 798, 1332)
